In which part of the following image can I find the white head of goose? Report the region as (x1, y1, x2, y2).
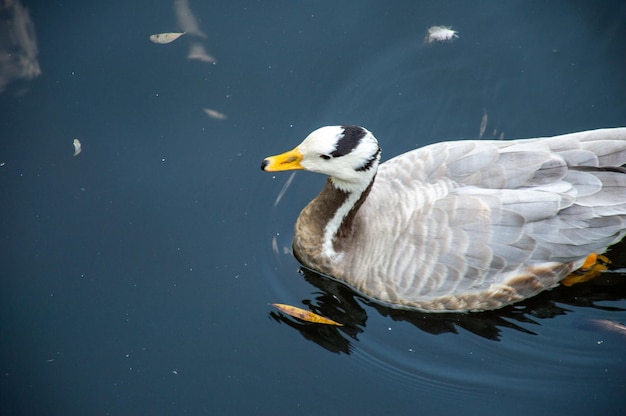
(261, 125, 626, 312)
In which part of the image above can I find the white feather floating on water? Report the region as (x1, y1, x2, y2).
(73, 139, 81, 156)
(425, 25, 458, 43)
(149, 32, 186, 44)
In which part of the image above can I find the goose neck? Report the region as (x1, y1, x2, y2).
(321, 175, 375, 259)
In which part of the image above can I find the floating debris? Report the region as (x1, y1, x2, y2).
(73, 139, 81, 156)
(202, 108, 227, 120)
(479, 111, 488, 138)
(271, 303, 343, 326)
(149, 32, 186, 44)
(188, 43, 215, 63)
(425, 25, 458, 43)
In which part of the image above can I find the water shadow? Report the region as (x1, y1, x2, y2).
(269, 265, 626, 353)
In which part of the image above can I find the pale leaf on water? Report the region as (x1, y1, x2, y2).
(149, 32, 186, 44)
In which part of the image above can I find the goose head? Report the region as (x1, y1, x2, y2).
(261, 125, 381, 193)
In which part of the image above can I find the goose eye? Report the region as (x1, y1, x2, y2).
(320, 154, 331, 160)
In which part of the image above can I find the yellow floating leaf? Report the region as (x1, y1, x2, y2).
(271, 303, 343, 326)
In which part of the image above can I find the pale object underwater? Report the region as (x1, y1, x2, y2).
(202, 108, 227, 120)
(188, 43, 215, 63)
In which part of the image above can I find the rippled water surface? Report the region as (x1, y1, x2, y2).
(2, 1, 625, 415)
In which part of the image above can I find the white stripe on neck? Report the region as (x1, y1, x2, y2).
(321, 189, 362, 261)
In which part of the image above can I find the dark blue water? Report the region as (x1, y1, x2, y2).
(2, 1, 625, 414)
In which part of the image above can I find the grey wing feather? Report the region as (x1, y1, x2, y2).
(371, 127, 626, 298)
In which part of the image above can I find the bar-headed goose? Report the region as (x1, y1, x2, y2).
(261, 126, 626, 312)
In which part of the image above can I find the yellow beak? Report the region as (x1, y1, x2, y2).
(261, 147, 304, 172)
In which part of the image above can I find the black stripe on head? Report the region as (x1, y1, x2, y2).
(329, 125, 367, 157)
(356, 147, 381, 172)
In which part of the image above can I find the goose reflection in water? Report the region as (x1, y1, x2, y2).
(269, 242, 626, 354)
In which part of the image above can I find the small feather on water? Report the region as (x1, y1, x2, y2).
(73, 139, 81, 156)
(425, 25, 459, 43)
